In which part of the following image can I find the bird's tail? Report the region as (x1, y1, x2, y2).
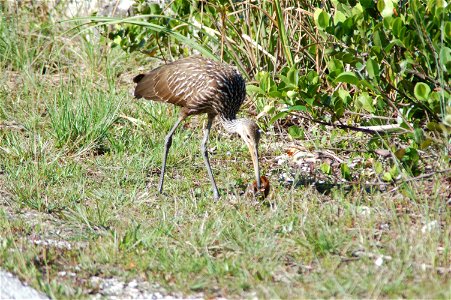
(133, 74, 147, 99)
(133, 74, 146, 83)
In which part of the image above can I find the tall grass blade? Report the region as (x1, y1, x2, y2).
(274, 0, 294, 67)
(48, 87, 122, 154)
(64, 15, 216, 60)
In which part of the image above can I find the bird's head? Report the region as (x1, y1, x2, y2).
(235, 119, 261, 189)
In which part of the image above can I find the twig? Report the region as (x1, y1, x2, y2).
(344, 111, 397, 121)
(405, 69, 451, 93)
(291, 112, 409, 135)
(387, 168, 451, 193)
(316, 150, 344, 163)
(111, 0, 120, 17)
(401, 168, 451, 182)
(321, 147, 374, 154)
(358, 124, 410, 133)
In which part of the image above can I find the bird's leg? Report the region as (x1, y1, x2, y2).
(201, 115, 219, 200)
(158, 116, 184, 194)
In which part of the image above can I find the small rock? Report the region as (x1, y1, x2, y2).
(421, 220, 438, 233)
(374, 256, 384, 267)
(358, 206, 371, 216)
(379, 223, 390, 230)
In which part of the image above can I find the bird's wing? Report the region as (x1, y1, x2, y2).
(134, 58, 215, 109)
(134, 63, 189, 107)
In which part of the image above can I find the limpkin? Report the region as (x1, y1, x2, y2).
(133, 56, 261, 200)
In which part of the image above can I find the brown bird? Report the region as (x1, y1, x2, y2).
(133, 56, 261, 200)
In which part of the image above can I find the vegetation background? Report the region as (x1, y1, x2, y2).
(0, 0, 449, 298)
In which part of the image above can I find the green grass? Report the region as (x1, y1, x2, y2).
(0, 6, 450, 300)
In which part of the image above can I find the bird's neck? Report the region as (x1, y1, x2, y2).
(219, 116, 240, 134)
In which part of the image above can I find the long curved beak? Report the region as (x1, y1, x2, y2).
(247, 142, 261, 189)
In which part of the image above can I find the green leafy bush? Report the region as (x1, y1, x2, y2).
(80, 0, 449, 176)
(314, 0, 449, 123)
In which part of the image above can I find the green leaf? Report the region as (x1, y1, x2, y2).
(268, 91, 283, 98)
(338, 88, 351, 102)
(306, 70, 320, 84)
(327, 59, 344, 77)
(413, 128, 424, 145)
(373, 29, 388, 47)
(374, 161, 383, 174)
(377, 0, 385, 13)
(337, 53, 359, 64)
(384, 39, 403, 52)
(360, 0, 374, 8)
(269, 111, 288, 125)
(328, 59, 344, 72)
(286, 90, 298, 99)
(246, 85, 264, 94)
(420, 138, 433, 150)
(320, 162, 331, 175)
(278, 74, 290, 86)
(382, 172, 393, 182)
(256, 71, 269, 82)
(445, 21, 451, 41)
(378, 0, 394, 17)
(414, 82, 431, 101)
(288, 126, 304, 139)
(439, 47, 451, 72)
(357, 92, 375, 113)
(335, 72, 359, 85)
(340, 163, 351, 180)
(392, 17, 403, 37)
(389, 164, 399, 177)
(314, 9, 330, 30)
(113, 35, 122, 44)
(334, 10, 347, 25)
(259, 105, 275, 117)
(286, 105, 307, 112)
(304, 98, 314, 106)
(426, 121, 440, 131)
(443, 114, 451, 126)
(366, 58, 380, 79)
(351, 2, 364, 15)
(279, 76, 298, 90)
(360, 79, 377, 91)
(403, 147, 419, 165)
(287, 68, 299, 86)
(394, 148, 406, 159)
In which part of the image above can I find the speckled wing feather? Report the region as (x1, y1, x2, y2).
(134, 62, 190, 107)
(134, 56, 246, 118)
